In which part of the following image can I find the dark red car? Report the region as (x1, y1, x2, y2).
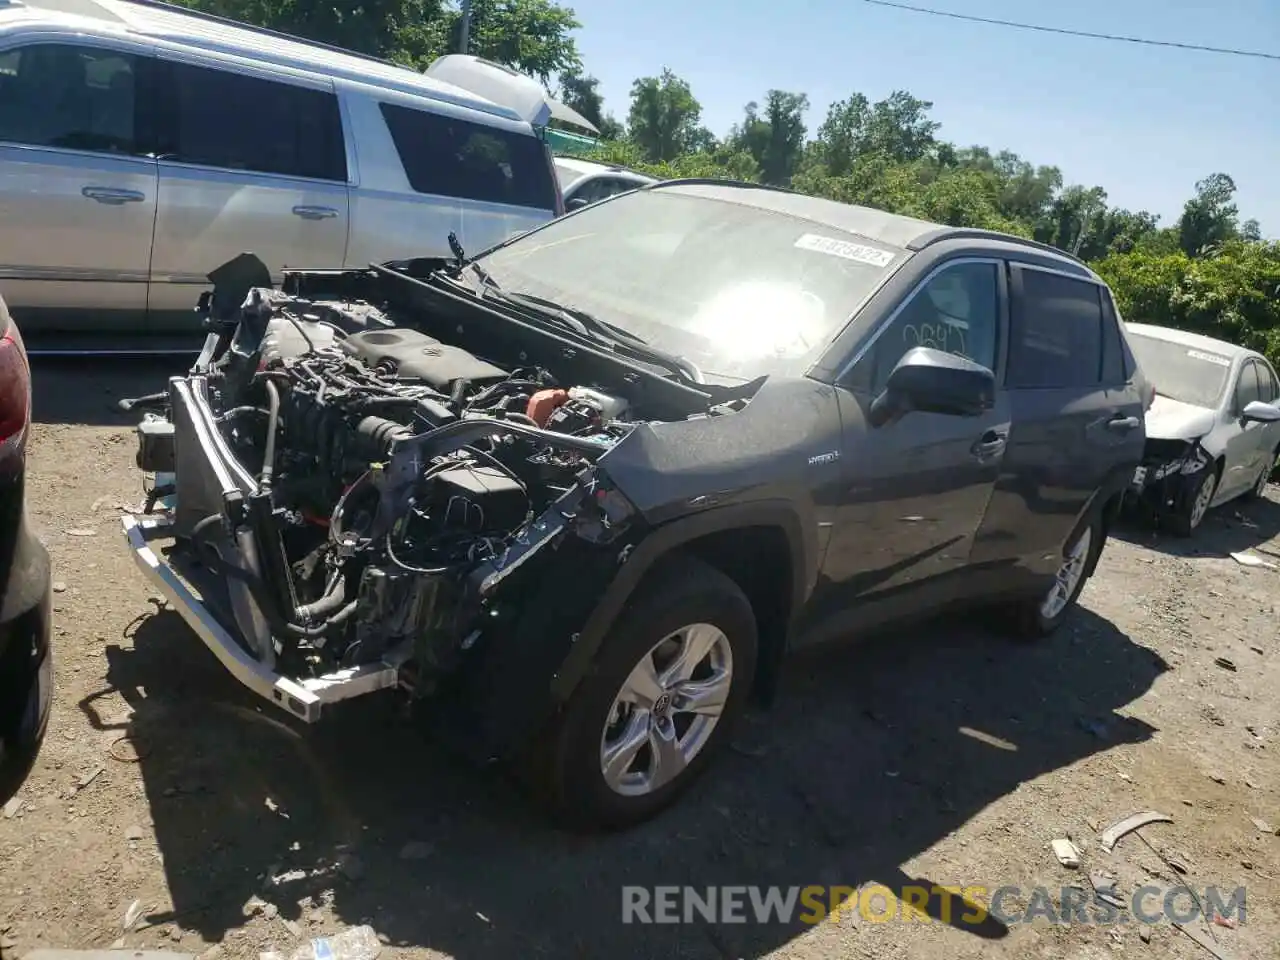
(0, 295, 51, 794)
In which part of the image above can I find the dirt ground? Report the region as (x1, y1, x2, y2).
(2, 356, 1278, 960)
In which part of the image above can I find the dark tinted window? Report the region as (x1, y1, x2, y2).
(158, 62, 346, 181)
(380, 102, 556, 210)
(1257, 361, 1278, 403)
(0, 44, 140, 154)
(857, 260, 1000, 394)
(1235, 361, 1263, 411)
(1008, 267, 1104, 389)
(1100, 288, 1128, 385)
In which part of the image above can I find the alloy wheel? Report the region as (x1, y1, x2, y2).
(1190, 472, 1217, 529)
(599, 622, 733, 797)
(1040, 527, 1093, 620)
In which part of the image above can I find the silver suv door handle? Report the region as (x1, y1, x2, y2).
(292, 205, 339, 220)
(82, 185, 145, 204)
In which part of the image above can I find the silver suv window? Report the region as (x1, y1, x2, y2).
(379, 102, 556, 210)
(0, 44, 140, 155)
(155, 61, 347, 182)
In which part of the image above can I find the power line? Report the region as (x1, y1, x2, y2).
(860, 0, 1280, 62)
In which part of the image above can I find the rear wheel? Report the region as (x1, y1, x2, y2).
(1007, 514, 1102, 639)
(1244, 447, 1278, 501)
(523, 557, 757, 830)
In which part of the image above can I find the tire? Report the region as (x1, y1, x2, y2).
(1007, 512, 1103, 640)
(522, 555, 758, 831)
(1243, 447, 1278, 501)
(1168, 466, 1218, 537)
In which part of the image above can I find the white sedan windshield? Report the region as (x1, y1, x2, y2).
(475, 189, 904, 380)
(1128, 332, 1231, 408)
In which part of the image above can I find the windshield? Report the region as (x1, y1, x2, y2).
(1127, 331, 1231, 408)
(473, 189, 904, 380)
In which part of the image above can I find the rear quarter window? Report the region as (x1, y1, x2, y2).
(380, 103, 556, 211)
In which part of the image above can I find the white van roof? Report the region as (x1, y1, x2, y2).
(0, 0, 530, 125)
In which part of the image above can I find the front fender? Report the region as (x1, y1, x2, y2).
(431, 497, 815, 763)
(549, 497, 816, 703)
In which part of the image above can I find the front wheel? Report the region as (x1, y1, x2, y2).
(1169, 466, 1218, 537)
(525, 557, 758, 830)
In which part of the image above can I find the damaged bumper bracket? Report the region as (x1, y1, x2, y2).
(122, 512, 406, 722)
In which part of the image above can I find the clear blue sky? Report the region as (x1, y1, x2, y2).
(565, 0, 1278, 236)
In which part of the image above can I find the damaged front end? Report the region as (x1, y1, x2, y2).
(117, 255, 739, 754)
(1127, 435, 1212, 521)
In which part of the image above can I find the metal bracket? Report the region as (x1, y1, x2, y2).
(121, 513, 406, 722)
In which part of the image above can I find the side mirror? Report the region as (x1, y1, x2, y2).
(1241, 400, 1280, 423)
(566, 197, 589, 211)
(868, 347, 995, 428)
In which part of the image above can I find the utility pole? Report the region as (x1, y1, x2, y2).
(459, 0, 472, 53)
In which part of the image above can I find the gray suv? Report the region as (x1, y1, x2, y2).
(120, 181, 1147, 828)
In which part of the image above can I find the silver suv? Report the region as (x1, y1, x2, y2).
(0, 0, 562, 347)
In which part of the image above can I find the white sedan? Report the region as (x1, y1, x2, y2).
(1126, 323, 1280, 535)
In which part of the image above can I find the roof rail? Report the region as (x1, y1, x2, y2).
(118, 0, 403, 71)
(914, 227, 1091, 267)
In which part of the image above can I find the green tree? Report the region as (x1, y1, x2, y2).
(808, 90, 938, 177)
(441, 0, 581, 82)
(626, 68, 705, 163)
(584, 139, 759, 181)
(865, 91, 940, 163)
(728, 90, 809, 186)
(556, 70, 623, 138)
(951, 147, 1062, 225)
(173, 0, 444, 60)
(810, 93, 869, 176)
(1178, 173, 1239, 257)
(174, 0, 581, 77)
(557, 70, 604, 127)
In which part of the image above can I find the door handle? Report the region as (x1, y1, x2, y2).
(1106, 415, 1141, 432)
(971, 429, 1007, 459)
(81, 185, 145, 204)
(291, 205, 339, 220)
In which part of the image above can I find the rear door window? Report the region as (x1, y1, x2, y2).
(1099, 288, 1129, 385)
(1007, 266, 1104, 389)
(0, 43, 142, 155)
(155, 61, 346, 182)
(380, 102, 557, 210)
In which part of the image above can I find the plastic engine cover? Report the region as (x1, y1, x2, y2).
(340, 329, 507, 390)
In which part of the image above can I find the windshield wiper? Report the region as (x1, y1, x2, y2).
(500, 291, 702, 384)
